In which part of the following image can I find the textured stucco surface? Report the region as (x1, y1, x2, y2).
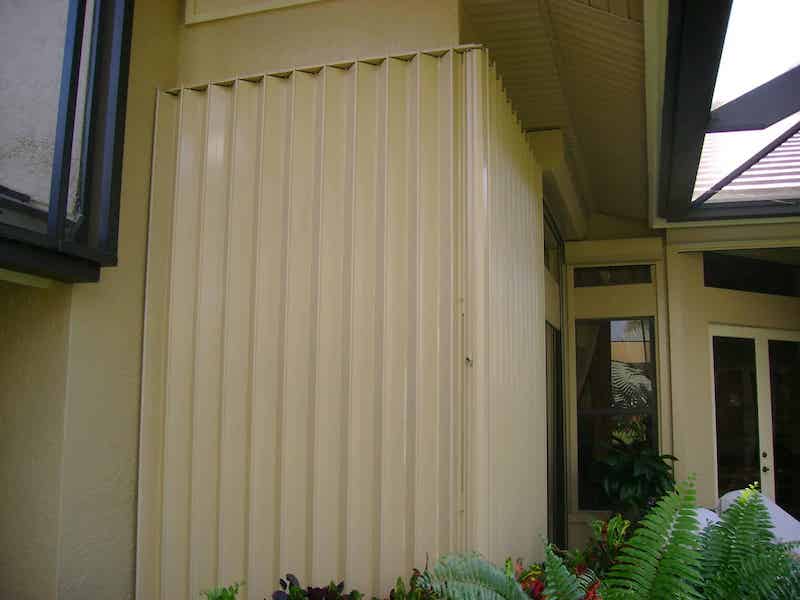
(0, 0, 179, 598)
(53, 0, 180, 598)
(0, 281, 71, 600)
(177, 0, 461, 84)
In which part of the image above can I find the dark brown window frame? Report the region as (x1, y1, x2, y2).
(0, 0, 135, 282)
(659, 0, 800, 221)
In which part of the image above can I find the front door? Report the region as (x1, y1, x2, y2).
(711, 325, 800, 518)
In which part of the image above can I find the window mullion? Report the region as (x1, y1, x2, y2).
(48, 0, 89, 245)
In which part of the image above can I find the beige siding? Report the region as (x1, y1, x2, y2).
(463, 51, 547, 564)
(140, 46, 547, 599)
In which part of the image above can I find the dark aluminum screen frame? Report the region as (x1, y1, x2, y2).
(0, 0, 135, 282)
(658, 0, 800, 221)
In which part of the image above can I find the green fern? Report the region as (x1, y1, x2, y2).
(700, 487, 800, 599)
(604, 480, 703, 600)
(542, 545, 586, 600)
(419, 553, 528, 600)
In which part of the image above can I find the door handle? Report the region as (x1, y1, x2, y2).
(762, 466, 771, 473)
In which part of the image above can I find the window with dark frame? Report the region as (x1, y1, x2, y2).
(704, 251, 800, 298)
(0, 0, 134, 282)
(574, 265, 652, 288)
(575, 317, 658, 510)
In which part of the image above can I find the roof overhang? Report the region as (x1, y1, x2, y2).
(528, 129, 588, 240)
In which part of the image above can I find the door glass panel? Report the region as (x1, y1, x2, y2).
(769, 340, 800, 519)
(713, 336, 760, 496)
(546, 324, 566, 547)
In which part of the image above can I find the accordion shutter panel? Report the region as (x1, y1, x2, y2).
(138, 46, 547, 600)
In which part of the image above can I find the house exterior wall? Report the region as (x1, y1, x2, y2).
(139, 46, 548, 598)
(176, 0, 461, 85)
(0, 1, 180, 598)
(666, 226, 800, 508)
(463, 52, 547, 564)
(0, 282, 70, 599)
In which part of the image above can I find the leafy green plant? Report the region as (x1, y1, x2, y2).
(272, 574, 362, 600)
(542, 546, 596, 600)
(603, 479, 703, 599)
(388, 570, 438, 600)
(591, 514, 629, 566)
(560, 514, 631, 579)
(699, 486, 800, 599)
(202, 581, 243, 600)
(263, 481, 799, 600)
(602, 481, 800, 600)
(419, 552, 528, 600)
(601, 437, 676, 521)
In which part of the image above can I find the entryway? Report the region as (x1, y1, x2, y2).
(711, 325, 800, 519)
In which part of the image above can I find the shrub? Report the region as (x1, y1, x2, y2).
(217, 482, 799, 600)
(422, 482, 799, 600)
(600, 436, 676, 521)
(272, 574, 362, 600)
(202, 582, 244, 600)
(420, 552, 528, 600)
(603, 481, 800, 599)
(559, 514, 631, 579)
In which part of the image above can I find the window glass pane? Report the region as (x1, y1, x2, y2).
(769, 340, 800, 520)
(546, 324, 566, 547)
(574, 265, 651, 288)
(0, 0, 92, 235)
(712, 336, 760, 497)
(576, 318, 657, 510)
(712, 0, 800, 110)
(692, 0, 800, 205)
(576, 319, 655, 411)
(544, 217, 561, 284)
(578, 413, 656, 510)
(66, 0, 95, 237)
(704, 250, 800, 298)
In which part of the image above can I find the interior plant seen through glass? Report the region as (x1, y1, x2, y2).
(576, 317, 658, 510)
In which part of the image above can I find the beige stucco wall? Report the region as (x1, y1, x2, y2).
(52, 1, 179, 597)
(0, 282, 70, 600)
(0, 0, 179, 598)
(177, 0, 461, 85)
(666, 246, 800, 507)
(0, 3, 473, 598)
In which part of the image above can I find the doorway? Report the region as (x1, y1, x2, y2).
(711, 325, 800, 518)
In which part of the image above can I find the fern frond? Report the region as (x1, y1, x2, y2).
(604, 481, 703, 600)
(701, 487, 800, 599)
(420, 553, 528, 600)
(542, 545, 583, 600)
(611, 361, 652, 409)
